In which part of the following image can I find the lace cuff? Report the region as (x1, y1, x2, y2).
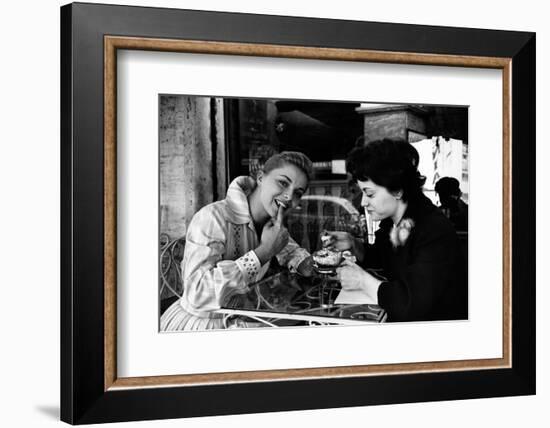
(235, 250, 262, 284)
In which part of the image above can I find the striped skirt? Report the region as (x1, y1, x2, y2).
(160, 299, 270, 331)
(160, 300, 225, 331)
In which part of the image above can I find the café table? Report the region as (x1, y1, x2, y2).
(217, 269, 387, 328)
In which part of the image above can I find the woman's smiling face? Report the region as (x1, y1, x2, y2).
(257, 163, 308, 218)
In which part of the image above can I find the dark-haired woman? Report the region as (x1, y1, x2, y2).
(330, 139, 467, 322)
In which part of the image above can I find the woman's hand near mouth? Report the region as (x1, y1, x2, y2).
(255, 205, 289, 265)
(274, 198, 288, 210)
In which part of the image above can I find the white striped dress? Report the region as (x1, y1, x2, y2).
(160, 176, 310, 331)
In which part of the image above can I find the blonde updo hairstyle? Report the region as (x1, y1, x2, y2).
(261, 151, 314, 184)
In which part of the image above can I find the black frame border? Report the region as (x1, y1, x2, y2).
(61, 2, 535, 424)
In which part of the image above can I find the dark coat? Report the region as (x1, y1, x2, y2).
(363, 195, 468, 322)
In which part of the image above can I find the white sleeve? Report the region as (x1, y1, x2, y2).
(182, 207, 261, 313)
(275, 236, 310, 273)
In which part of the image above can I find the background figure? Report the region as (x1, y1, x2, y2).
(435, 177, 468, 231)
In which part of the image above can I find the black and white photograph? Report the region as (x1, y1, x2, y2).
(1, 0, 541, 426)
(159, 95, 469, 331)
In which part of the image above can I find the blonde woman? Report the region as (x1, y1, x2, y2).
(161, 152, 314, 331)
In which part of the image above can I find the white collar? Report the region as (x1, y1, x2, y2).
(224, 176, 256, 225)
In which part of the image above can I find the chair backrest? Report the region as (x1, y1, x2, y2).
(159, 235, 186, 301)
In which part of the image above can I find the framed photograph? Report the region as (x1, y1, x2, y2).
(61, 2, 535, 424)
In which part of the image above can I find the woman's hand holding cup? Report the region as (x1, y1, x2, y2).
(324, 230, 365, 263)
(323, 230, 354, 251)
(336, 259, 381, 303)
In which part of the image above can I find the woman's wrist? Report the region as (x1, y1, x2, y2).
(254, 244, 271, 265)
(364, 273, 382, 304)
(296, 256, 314, 277)
(369, 277, 383, 291)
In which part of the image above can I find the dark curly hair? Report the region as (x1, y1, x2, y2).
(346, 139, 426, 202)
